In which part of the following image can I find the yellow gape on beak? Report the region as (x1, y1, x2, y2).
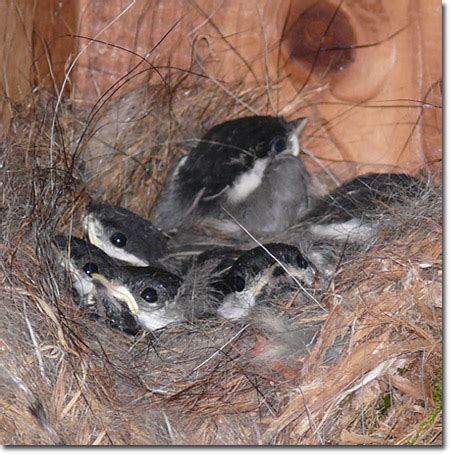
(90, 272, 140, 316)
(84, 214, 99, 248)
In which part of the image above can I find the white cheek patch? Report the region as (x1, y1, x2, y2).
(65, 260, 96, 303)
(100, 247, 149, 267)
(218, 272, 272, 320)
(226, 158, 268, 203)
(86, 216, 149, 266)
(308, 251, 336, 281)
(56, 250, 95, 304)
(72, 273, 95, 301)
(138, 306, 182, 331)
(308, 219, 376, 243)
(86, 293, 97, 307)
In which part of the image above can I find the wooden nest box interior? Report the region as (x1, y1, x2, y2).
(0, 0, 442, 177)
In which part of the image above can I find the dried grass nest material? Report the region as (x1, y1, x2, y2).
(0, 85, 442, 445)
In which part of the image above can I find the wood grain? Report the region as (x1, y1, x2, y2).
(0, 0, 442, 174)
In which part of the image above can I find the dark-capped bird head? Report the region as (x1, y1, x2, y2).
(218, 243, 315, 320)
(90, 265, 183, 331)
(53, 235, 120, 307)
(178, 116, 308, 202)
(85, 203, 168, 266)
(152, 116, 309, 231)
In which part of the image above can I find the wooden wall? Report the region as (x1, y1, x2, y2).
(0, 0, 442, 176)
(0, 0, 78, 129)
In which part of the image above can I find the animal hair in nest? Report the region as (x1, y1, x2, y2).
(0, 84, 442, 445)
(69, 78, 301, 217)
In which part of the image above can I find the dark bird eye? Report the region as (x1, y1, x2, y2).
(140, 287, 158, 303)
(272, 265, 285, 277)
(296, 253, 308, 270)
(110, 232, 127, 248)
(82, 262, 98, 276)
(272, 138, 286, 154)
(230, 275, 246, 292)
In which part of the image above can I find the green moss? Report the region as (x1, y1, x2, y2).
(409, 368, 442, 445)
(397, 366, 411, 376)
(377, 393, 392, 416)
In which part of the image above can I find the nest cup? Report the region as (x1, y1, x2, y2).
(0, 33, 442, 447)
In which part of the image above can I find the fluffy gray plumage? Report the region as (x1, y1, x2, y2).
(152, 115, 312, 235)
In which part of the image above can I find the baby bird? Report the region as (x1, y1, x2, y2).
(53, 235, 120, 307)
(282, 172, 427, 245)
(85, 203, 169, 266)
(217, 243, 316, 321)
(152, 115, 313, 236)
(90, 265, 184, 332)
(53, 235, 140, 333)
(266, 172, 427, 283)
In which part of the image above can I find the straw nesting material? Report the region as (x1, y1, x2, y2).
(0, 83, 442, 445)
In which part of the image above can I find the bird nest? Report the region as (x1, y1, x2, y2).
(0, 80, 442, 445)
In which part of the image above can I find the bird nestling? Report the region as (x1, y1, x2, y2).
(54, 234, 209, 333)
(53, 235, 121, 308)
(264, 172, 428, 285)
(84, 203, 169, 266)
(152, 115, 313, 237)
(217, 243, 316, 321)
(284, 172, 427, 244)
(89, 265, 184, 332)
(53, 235, 141, 334)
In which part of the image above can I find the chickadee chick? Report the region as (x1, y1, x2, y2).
(90, 265, 184, 332)
(85, 203, 169, 266)
(152, 115, 312, 236)
(53, 235, 120, 308)
(288, 172, 426, 244)
(269, 173, 426, 283)
(217, 243, 316, 321)
(53, 235, 140, 334)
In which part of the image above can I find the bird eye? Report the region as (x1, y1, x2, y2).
(140, 287, 158, 304)
(272, 265, 285, 277)
(82, 262, 98, 276)
(272, 137, 286, 154)
(110, 232, 127, 248)
(296, 253, 308, 270)
(230, 275, 246, 292)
